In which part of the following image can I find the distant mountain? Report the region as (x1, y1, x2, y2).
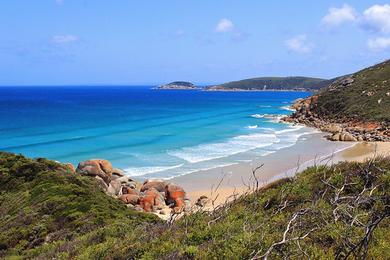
(205, 76, 335, 91)
(158, 81, 199, 90)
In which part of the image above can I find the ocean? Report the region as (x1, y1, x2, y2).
(0, 86, 314, 179)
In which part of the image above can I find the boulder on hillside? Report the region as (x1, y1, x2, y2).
(139, 188, 165, 212)
(140, 180, 167, 193)
(63, 163, 75, 173)
(165, 184, 186, 213)
(76, 159, 113, 184)
(95, 176, 109, 191)
(119, 194, 140, 205)
(112, 168, 125, 177)
(122, 186, 140, 196)
(107, 179, 122, 196)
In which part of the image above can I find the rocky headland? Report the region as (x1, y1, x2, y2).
(283, 60, 390, 142)
(283, 94, 390, 142)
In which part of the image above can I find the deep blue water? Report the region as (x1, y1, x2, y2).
(0, 86, 312, 179)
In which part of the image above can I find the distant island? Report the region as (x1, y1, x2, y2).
(205, 76, 336, 92)
(157, 81, 200, 90)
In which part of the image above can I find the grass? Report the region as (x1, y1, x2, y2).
(1, 151, 389, 259)
(316, 59, 390, 123)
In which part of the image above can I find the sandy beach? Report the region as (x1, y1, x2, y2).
(172, 132, 390, 207)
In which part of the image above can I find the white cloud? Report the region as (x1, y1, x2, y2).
(322, 4, 357, 27)
(367, 37, 390, 51)
(362, 4, 390, 33)
(52, 35, 78, 44)
(285, 34, 313, 54)
(215, 18, 234, 32)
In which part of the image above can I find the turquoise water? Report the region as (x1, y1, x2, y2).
(0, 86, 313, 179)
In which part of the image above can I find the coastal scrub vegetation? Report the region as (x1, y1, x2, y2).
(1, 151, 389, 259)
(206, 76, 334, 91)
(315, 59, 390, 122)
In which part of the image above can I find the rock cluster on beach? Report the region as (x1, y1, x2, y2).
(72, 159, 191, 219)
(283, 93, 390, 142)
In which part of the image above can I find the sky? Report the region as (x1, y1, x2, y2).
(0, 0, 390, 85)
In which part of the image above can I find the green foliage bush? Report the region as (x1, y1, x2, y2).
(316, 59, 390, 122)
(1, 151, 389, 259)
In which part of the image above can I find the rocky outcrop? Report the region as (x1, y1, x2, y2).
(76, 159, 113, 184)
(63, 163, 76, 173)
(283, 94, 390, 142)
(165, 184, 186, 213)
(141, 180, 167, 193)
(75, 159, 191, 220)
(119, 194, 140, 205)
(139, 188, 165, 212)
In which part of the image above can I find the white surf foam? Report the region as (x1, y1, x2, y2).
(247, 125, 258, 129)
(168, 133, 278, 163)
(124, 163, 184, 176)
(251, 114, 263, 119)
(280, 105, 295, 111)
(272, 126, 319, 150)
(265, 115, 285, 123)
(275, 125, 305, 134)
(251, 114, 285, 121)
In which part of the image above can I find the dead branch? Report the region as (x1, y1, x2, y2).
(252, 208, 318, 260)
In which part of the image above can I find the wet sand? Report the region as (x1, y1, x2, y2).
(171, 133, 390, 207)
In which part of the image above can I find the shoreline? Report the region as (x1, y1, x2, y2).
(170, 132, 390, 207)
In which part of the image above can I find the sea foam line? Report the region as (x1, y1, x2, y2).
(168, 133, 278, 163)
(280, 105, 295, 111)
(124, 163, 184, 177)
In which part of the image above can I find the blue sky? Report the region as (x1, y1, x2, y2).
(0, 1, 389, 85)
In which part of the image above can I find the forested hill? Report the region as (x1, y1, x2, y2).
(206, 76, 335, 91)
